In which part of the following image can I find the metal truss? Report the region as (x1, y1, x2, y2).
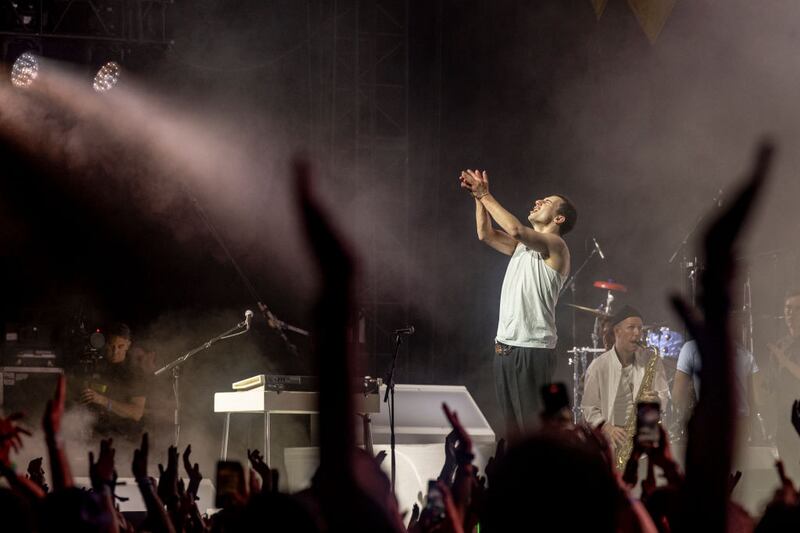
(328, 0, 410, 377)
(0, 0, 171, 44)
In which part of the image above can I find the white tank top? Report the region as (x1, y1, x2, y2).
(496, 243, 566, 348)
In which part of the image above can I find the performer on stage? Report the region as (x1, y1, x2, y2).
(580, 306, 669, 449)
(459, 169, 576, 435)
(671, 338, 759, 431)
(79, 323, 148, 443)
(768, 289, 800, 473)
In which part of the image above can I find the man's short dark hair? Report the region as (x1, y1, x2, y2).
(107, 322, 132, 340)
(554, 194, 577, 236)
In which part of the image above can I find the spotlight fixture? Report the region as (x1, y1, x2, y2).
(11, 52, 39, 88)
(92, 61, 121, 92)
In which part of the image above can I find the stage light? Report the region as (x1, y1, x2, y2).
(93, 61, 121, 92)
(11, 52, 39, 88)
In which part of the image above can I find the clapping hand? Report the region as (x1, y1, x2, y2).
(442, 403, 473, 465)
(459, 170, 489, 199)
(247, 448, 276, 492)
(89, 438, 117, 493)
(132, 433, 149, 481)
(182, 445, 202, 500)
(157, 445, 180, 507)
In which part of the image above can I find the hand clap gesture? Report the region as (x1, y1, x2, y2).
(459, 170, 489, 199)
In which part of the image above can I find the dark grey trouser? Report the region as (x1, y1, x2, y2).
(494, 343, 557, 437)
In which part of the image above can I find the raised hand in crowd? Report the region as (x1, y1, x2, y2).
(296, 158, 404, 532)
(620, 427, 694, 533)
(183, 444, 203, 500)
(671, 142, 774, 532)
(375, 449, 388, 466)
(441, 403, 478, 530)
(774, 460, 799, 507)
(158, 445, 180, 509)
(409, 480, 464, 533)
(483, 438, 505, 488)
(43, 373, 73, 491)
(438, 430, 459, 484)
(247, 448, 277, 492)
(0, 415, 46, 502)
(728, 470, 743, 497)
(89, 438, 117, 494)
(88, 437, 124, 533)
(407, 502, 420, 531)
(0, 412, 30, 466)
(755, 460, 800, 532)
(647, 426, 682, 487)
(132, 433, 176, 533)
(26, 457, 48, 493)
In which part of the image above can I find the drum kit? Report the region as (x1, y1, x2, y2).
(565, 279, 684, 423)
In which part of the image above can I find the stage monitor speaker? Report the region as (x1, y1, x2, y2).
(0, 366, 64, 421)
(369, 384, 495, 444)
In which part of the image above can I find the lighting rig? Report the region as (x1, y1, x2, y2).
(1, 0, 173, 89)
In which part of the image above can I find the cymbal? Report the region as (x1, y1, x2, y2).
(593, 280, 628, 292)
(566, 303, 611, 319)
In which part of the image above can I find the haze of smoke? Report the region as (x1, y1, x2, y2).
(0, 60, 446, 337)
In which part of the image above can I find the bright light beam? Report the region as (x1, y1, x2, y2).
(92, 61, 121, 92)
(11, 52, 39, 88)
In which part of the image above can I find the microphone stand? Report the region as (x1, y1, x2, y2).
(154, 317, 249, 447)
(668, 189, 726, 303)
(561, 247, 599, 423)
(186, 190, 308, 356)
(383, 332, 404, 493)
(562, 246, 599, 347)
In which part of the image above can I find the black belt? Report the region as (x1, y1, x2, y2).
(495, 341, 514, 356)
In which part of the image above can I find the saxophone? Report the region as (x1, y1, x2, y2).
(614, 342, 661, 471)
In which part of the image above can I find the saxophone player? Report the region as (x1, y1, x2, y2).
(580, 306, 670, 449)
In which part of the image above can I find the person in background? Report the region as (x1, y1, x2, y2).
(79, 323, 147, 444)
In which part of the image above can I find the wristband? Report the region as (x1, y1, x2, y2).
(472, 191, 488, 200)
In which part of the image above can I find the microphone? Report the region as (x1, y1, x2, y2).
(592, 237, 605, 260)
(244, 310, 254, 331)
(394, 326, 415, 336)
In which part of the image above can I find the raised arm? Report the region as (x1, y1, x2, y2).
(461, 169, 569, 274)
(471, 184, 517, 256)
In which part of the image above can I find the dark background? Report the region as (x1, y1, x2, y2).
(1, 0, 799, 468)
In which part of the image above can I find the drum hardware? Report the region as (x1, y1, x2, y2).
(590, 280, 628, 350)
(566, 346, 605, 423)
(564, 280, 628, 423)
(562, 245, 605, 354)
(565, 303, 611, 320)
